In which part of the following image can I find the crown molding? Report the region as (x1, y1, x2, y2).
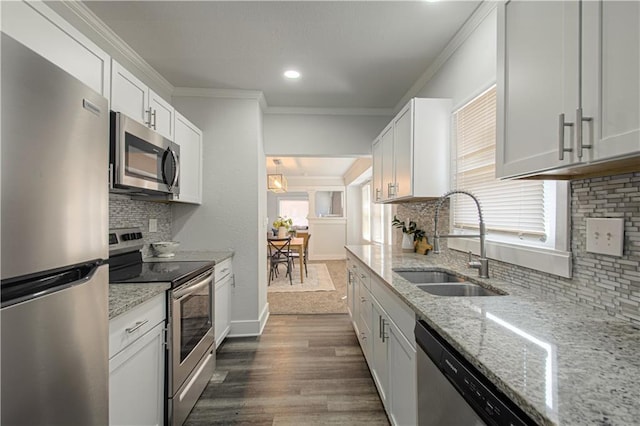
(59, 1, 174, 96)
(393, 0, 497, 113)
(173, 86, 266, 100)
(264, 106, 394, 117)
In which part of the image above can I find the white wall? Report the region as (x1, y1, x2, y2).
(171, 96, 268, 336)
(415, 8, 497, 108)
(263, 113, 388, 156)
(346, 185, 363, 245)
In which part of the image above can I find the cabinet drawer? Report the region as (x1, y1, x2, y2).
(109, 293, 165, 359)
(215, 258, 233, 282)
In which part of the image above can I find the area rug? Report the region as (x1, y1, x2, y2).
(267, 263, 335, 293)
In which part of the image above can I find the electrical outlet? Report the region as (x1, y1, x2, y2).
(149, 218, 158, 233)
(586, 218, 624, 257)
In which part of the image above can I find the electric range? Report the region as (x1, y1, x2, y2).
(108, 228, 215, 426)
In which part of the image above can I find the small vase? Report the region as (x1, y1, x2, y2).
(278, 226, 288, 238)
(402, 233, 414, 253)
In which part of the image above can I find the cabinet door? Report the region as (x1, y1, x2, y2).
(149, 90, 175, 140)
(109, 322, 164, 426)
(583, 1, 640, 161)
(380, 125, 394, 200)
(215, 275, 231, 349)
(2, 1, 111, 97)
(393, 102, 412, 199)
(174, 111, 203, 204)
(370, 298, 389, 408)
(111, 60, 149, 125)
(372, 138, 384, 203)
(387, 322, 417, 426)
(497, 0, 580, 178)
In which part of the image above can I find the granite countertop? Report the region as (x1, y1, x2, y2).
(144, 250, 234, 264)
(346, 244, 640, 426)
(109, 250, 234, 320)
(109, 283, 169, 319)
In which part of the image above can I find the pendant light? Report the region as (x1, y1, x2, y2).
(268, 159, 288, 193)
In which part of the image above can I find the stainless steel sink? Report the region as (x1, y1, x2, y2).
(393, 269, 465, 284)
(415, 283, 502, 297)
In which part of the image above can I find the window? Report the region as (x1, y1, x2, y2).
(450, 85, 570, 277)
(452, 86, 551, 246)
(362, 184, 371, 241)
(278, 199, 309, 227)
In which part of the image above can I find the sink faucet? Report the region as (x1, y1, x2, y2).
(433, 190, 489, 278)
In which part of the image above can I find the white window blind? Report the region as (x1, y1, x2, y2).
(453, 86, 547, 241)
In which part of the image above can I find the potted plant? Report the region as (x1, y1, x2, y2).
(273, 216, 293, 238)
(392, 215, 431, 253)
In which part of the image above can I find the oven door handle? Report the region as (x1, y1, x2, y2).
(172, 275, 213, 301)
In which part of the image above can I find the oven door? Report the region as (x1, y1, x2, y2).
(170, 270, 214, 392)
(112, 112, 180, 195)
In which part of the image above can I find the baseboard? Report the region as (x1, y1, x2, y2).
(227, 303, 270, 337)
(310, 254, 346, 261)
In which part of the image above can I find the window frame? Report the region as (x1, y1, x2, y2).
(448, 83, 572, 278)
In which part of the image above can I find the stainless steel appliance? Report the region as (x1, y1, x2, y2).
(109, 228, 215, 426)
(415, 320, 535, 426)
(1, 34, 109, 425)
(110, 111, 180, 197)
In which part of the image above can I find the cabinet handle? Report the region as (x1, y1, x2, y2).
(231, 274, 236, 288)
(347, 270, 352, 284)
(375, 188, 381, 201)
(378, 315, 382, 339)
(125, 319, 149, 334)
(360, 296, 366, 303)
(145, 108, 152, 127)
(360, 273, 366, 279)
(576, 108, 593, 160)
(558, 113, 574, 160)
(151, 109, 157, 129)
(381, 318, 387, 343)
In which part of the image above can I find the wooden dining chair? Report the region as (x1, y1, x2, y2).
(267, 237, 293, 285)
(289, 233, 310, 277)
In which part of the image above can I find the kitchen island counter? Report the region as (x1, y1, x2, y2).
(346, 244, 640, 426)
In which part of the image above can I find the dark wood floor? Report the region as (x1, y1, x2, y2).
(185, 314, 390, 426)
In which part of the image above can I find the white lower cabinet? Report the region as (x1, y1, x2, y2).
(371, 298, 389, 407)
(109, 293, 166, 426)
(346, 253, 417, 426)
(214, 258, 233, 348)
(387, 320, 417, 426)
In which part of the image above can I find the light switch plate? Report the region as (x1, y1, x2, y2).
(586, 218, 624, 257)
(149, 218, 158, 233)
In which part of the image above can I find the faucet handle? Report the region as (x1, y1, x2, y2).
(468, 251, 481, 270)
(468, 250, 473, 263)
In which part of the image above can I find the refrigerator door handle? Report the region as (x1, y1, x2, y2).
(1, 260, 103, 309)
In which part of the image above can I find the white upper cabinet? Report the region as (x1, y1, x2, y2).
(149, 90, 175, 141)
(2, 1, 110, 98)
(380, 125, 394, 201)
(373, 98, 451, 203)
(173, 111, 203, 204)
(111, 60, 175, 141)
(497, 0, 640, 179)
(582, 1, 640, 162)
(372, 138, 384, 203)
(111, 61, 149, 124)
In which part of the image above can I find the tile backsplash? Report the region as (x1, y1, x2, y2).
(395, 172, 640, 326)
(109, 194, 172, 256)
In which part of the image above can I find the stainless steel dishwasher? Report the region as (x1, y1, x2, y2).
(415, 320, 535, 426)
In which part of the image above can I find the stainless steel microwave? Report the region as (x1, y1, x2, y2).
(109, 111, 180, 197)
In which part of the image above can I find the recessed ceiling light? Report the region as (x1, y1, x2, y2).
(284, 70, 301, 79)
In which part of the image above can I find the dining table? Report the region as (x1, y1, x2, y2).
(268, 237, 305, 283)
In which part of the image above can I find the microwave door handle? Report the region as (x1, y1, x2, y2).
(170, 148, 179, 189)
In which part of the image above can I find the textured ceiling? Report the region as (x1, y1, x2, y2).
(85, 1, 481, 109)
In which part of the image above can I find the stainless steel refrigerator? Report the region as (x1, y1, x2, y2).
(1, 34, 109, 425)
